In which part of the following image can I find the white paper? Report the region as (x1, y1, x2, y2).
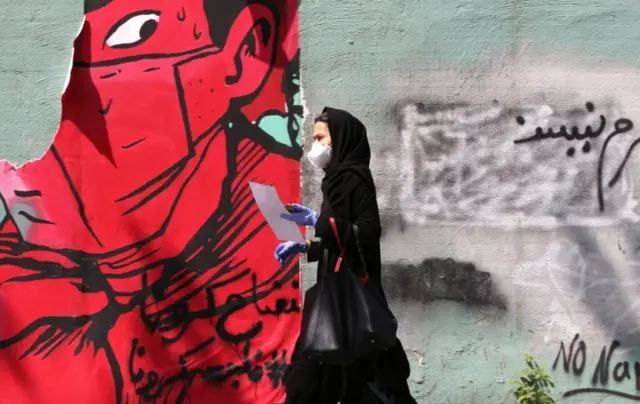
(249, 182, 305, 243)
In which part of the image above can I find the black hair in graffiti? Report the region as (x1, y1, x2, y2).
(203, 0, 277, 47)
(253, 50, 304, 148)
(85, 0, 111, 14)
(284, 50, 302, 146)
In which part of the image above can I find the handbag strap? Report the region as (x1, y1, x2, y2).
(329, 217, 346, 273)
(351, 224, 369, 281)
(328, 217, 369, 283)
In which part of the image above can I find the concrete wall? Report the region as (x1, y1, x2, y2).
(3, 0, 640, 403)
(0, 1, 81, 164)
(298, 1, 640, 403)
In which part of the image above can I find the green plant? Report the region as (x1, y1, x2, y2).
(509, 354, 555, 404)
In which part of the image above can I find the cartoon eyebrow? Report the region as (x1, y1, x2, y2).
(17, 210, 55, 225)
(14, 190, 42, 198)
(99, 71, 119, 80)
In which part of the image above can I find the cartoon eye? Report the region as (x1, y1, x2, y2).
(105, 10, 161, 49)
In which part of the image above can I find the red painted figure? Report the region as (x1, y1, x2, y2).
(0, 1, 302, 403)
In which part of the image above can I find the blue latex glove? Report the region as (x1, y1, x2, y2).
(274, 241, 306, 265)
(280, 203, 319, 227)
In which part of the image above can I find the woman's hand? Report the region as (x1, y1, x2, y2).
(273, 241, 308, 265)
(280, 204, 319, 227)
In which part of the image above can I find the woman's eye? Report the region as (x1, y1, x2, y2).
(105, 11, 160, 49)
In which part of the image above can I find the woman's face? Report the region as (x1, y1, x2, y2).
(313, 122, 332, 146)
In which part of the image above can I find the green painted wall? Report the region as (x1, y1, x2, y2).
(300, 0, 640, 130)
(0, 1, 82, 165)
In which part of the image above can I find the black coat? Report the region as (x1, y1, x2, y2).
(284, 181, 416, 404)
(309, 180, 382, 286)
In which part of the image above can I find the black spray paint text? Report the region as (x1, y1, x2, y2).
(513, 102, 639, 212)
(553, 333, 640, 400)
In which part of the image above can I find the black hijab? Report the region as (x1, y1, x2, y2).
(320, 107, 376, 217)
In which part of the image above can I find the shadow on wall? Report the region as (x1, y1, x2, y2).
(382, 257, 507, 308)
(561, 226, 640, 346)
(515, 224, 640, 345)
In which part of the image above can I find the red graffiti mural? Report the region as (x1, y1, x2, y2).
(0, 1, 301, 403)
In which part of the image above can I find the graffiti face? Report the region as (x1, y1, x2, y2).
(0, 1, 302, 403)
(48, 0, 279, 250)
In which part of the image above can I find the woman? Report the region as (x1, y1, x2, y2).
(275, 107, 416, 404)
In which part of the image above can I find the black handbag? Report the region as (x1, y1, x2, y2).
(298, 218, 398, 365)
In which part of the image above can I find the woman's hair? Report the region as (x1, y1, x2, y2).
(314, 112, 329, 124)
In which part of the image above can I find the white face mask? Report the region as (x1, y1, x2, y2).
(307, 142, 332, 169)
